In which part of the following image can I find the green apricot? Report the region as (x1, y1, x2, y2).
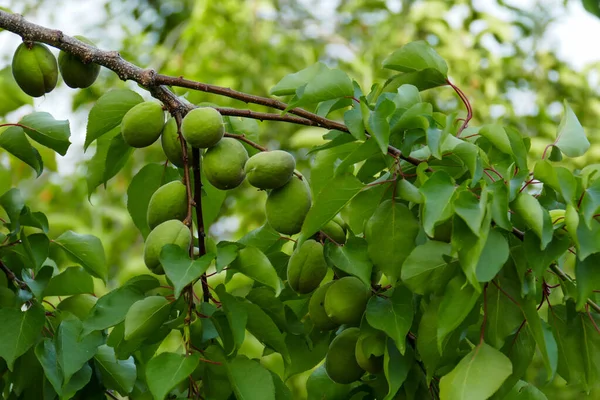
(265, 176, 311, 235)
(245, 150, 296, 189)
(143, 219, 191, 274)
(355, 332, 385, 373)
(203, 137, 248, 190)
(325, 327, 365, 384)
(147, 181, 188, 230)
(161, 118, 192, 168)
(121, 101, 165, 148)
(12, 42, 58, 97)
(324, 276, 370, 326)
(287, 239, 328, 294)
(181, 107, 224, 148)
(321, 219, 346, 244)
(308, 281, 339, 331)
(58, 35, 100, 88)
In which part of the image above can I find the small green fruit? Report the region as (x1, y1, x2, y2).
(245, 150, 296, 189)
(147, 181, 188, 230)
(287, 239, 328, 294)
(143, 220, 191, 274)
(355, 332, 385, 373)
(203, 138, 248, 190)
(12, 42, 58, 97)
(121, 101, 165, 148)
(324, 276, 370, 326)
(325, 328, 365, 384)
(181, 107, 224, 148)
(309, 281, 339, 331)
(321, 219, 346, 244)
(58, 35, 100, 88)
(266, 176, 311, 235)
(161, 118, 192, 168)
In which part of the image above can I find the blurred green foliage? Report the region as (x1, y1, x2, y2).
(2, 0, 599, 398)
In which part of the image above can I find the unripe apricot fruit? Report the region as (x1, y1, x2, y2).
(181, 107, 224, 149)
(287, 239, 327, 294)
(245, 150, 296, 189)
(12, 42, 58, 97)
(325, 327, 365, 384)
(143, 220, 191, 274)
(203, 138, 248, 190)
(121, 101, 165, 148)
(147, 181, 188, 230)
(266, 176, 311, 235)
(58, 35, 100, 89)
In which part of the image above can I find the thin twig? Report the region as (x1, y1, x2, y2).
(0, 260, 27, 289)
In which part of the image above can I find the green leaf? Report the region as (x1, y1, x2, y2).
(22, 265, 52, 299)
(216, 241, 240, 272)
(325, 236, 373, 286)
(365, 200, 419, 283)
(367, 97, 395, 154)
(579, 178, 600, 229)
(401, 240, 455, 295)
(522, 297, 558, 380)
(241, 301, 290, 363)
(86, 127, 119, 197)
(35, 339, 63, 394)
(478, 124, 512, 156)
(230, 246, 281, 295)
(496, 325, 536, 398)
(485, 279, 524, 349)
(160, 245, 214, 298)
(56, 316, 103, 384)
(44, 267, 94, 296)
(335, 139, 380, 175)
(126, 163, 180, 238)
(344, 105, 367, 140)
(21, 232, 49, 273)
(103, 132, 134, 184)
(554, 100, 589, 158)
(146, 352, 200, 400)
(201, 165, 228, 230)
(0, 66, 33, 116)
(346, 183, 389, 234)
(575, 253, 600, 311)
(0, 187, 24, 231)
(533, 160, 577, 205)
(83, 286, 145, 334)
(454, 189, 487, 237)
(300, 174, 364, 242)
(52, 230, 107, 281)
(584, 0, 600, 18)
(20, 112, 71, 156)
(365, 286, 414, 354)
(94, 344, 136, 396)
(285, 331, 330, 379)
(215, 285, 248, 349)
(437, 275, 479, 353)
(475, 228, 510, 282)
(0, 302, 45, 369)
(503, 380, 548, 400)
(383, 339, 412, 400)
(383, 40, 448, 78)
(0, 126, 43, 176)
(227, 356, 276, 400)
(297, 66, 353, 106)
(238, 224, 282, 252)
(488, 181, 511, 231)
(522, 232, 570, 278)
(85, 89, 143, 150)
(270, 63, 326, 96)
(306, 364, 353, 400)
(124, 296, 171, 341)
(420, 171, 456, 237)
(511, 192, 553, 250)
(439, 343, 512, 400)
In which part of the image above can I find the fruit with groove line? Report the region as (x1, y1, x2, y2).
(143, 219, 191, 274)
(121, 101, 165, 148)
(308, 281, 339, 331)
(245, 150, 296, 189)
(58, 35, 100, 88)
(203, 137, 249, 190)
(266, 176, 311, 235)
(147, 181, 188, 230)
(161, 118, 193, 168)
(325, 327, 365, 384)
(181, 107, 224, 148)
(287, 239, 328, 294)
(324, 276, 370, 326)
(12, 42, 58, 97)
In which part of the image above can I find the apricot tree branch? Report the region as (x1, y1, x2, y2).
(0, 10, 423, 166)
